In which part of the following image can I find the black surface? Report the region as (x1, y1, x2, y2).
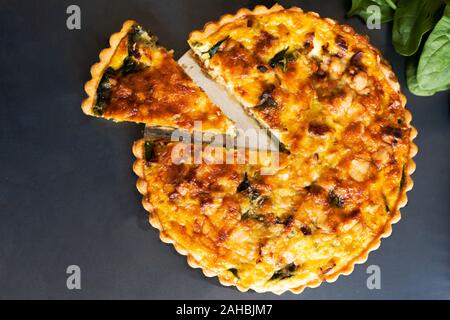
(0, 0, 449, 299)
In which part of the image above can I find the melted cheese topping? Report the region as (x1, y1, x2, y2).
(142, 123, 409, 293)
(188, 9, 408, 153)
(127, 7, 414, 293)
(93, 24, 235, 135)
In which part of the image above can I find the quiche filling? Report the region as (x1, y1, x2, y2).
(83, 22, 235, 135)
(84, 5, 416, 295)
(188, 7, 409, 156)
(135, 6, 413, 294)
(135, 114, 412, 293)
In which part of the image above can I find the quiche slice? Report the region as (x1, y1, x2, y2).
(134, 112, 416, 295)
(131, 5, 417, 294)
(82, 21, 235, 135)
(188, 4, 408, 154)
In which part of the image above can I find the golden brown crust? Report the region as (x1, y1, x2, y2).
(133, 140, 244, 291)
(81, 21, 235, 134)
(188, 5, 380, 58)
(131, 5, 418, 294)
(82, 20, 136, 116)
(189, 4, 285, 41)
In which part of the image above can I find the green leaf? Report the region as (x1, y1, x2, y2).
(385, 0, 397, 10)
(406, 57, 431, 96)
(269, 48, 295, 71)
(406, 55, 450, 96)
(94, 67, 116, 116)
(207, 37, 229, 58)
(416, 5, 450, 91)
(392, 0, 444, 56)
(269, 263, 297, 281)
(127, 24, 157, 58)
(347, 0, 396, 23)
(120, 56, 140, 75)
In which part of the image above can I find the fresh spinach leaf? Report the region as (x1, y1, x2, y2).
(416, 5, 450, 90)
(347, 0, 397, 23)
(392, 0, 444, 56)
(407, 57, 433, 96)
(407, 54, 450, 96)
(385, 0, 397, 9)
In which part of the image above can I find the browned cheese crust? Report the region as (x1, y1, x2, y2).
(82, 21, 235, 134)
(188, 5, 412, 153)
(130, 5, 417, 294)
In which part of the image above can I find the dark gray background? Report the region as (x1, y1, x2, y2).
(0, 0, 449, 299)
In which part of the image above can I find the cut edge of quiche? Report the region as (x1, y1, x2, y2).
(187, 4, 408, 154)
(188, 5, 287, 145)
(82, 20, 236, 136)
(134, 4, 418, 295)
(187, 5, 287, 145)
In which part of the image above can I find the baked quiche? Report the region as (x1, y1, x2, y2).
(81, 5, 417, 294)
(82, 21, 235, 135)
(188, 4, 409, 154)
(132, 5, 416, 294)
